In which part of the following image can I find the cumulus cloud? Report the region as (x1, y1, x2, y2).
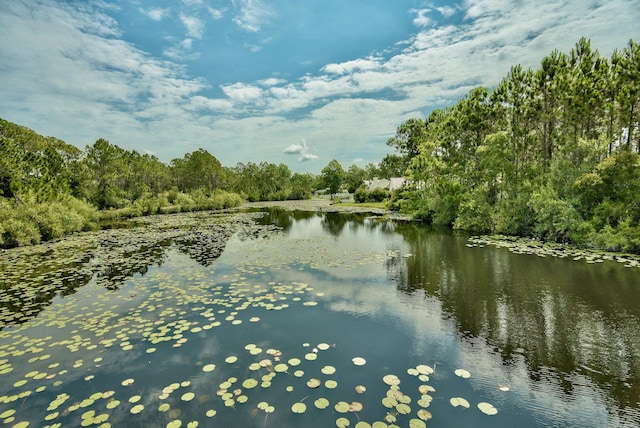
(283, 142, 305, 154)
(208, 7, 224, 19)
(322, 57, 382, 75)
(232, 0, 274, 32)
(163, 37, 200, 60)
(283, 139, 318, 162)
(220, 83, 263, 103)
(142, 8, 168, 21)
(179, 14, 204, 39)
(436, 5, 456, 17)
(299, 153, 319, 162)
(411, 9, 432, 28)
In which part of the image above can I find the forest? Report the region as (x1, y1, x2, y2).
(1, 38, 639, 252)
(387, 38, 640, 253)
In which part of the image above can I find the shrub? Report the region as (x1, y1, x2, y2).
(453, 190, 493, 233)
(353, 188, 368, 203)
(174, 192, 196, 211)
(369, 188, 390, 202)
(1, 217, 41, 247)
(529, 187, 581, 242)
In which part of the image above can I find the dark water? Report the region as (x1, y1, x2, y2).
(0, 209, 639, 427)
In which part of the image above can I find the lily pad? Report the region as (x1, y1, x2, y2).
(291, 402, 307, 414)
(417, 409, 432, 421)
(242, 379, 258, 389)
(450, 397, 470, 408)
(335, 401, 350, 413)
(314, 398, 330, 409)
(477, 402, 498, 415)
(321, 365, 336, 375)
(352, 357, 366, 366)
(325, 380, 338, 389)
(307, 378, 321, 388)
(409, 419, 426, 428)
(454, 368, 471, 378)
(349, 401, 363, 412)
(336, 417, 351, 427)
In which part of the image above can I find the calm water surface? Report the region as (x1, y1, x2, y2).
(0, 209, 639, 427)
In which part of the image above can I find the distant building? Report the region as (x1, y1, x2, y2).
(363, 177, 406, 192)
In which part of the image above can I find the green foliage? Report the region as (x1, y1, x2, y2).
(345, 165, 366, 193)
(369, 187, 390, 202)
(171, 149, 225, 193)
(395, 38, 640, 252)
(453, 190, 493, 233)
(353, 187, 390, 203)
(398, 190, 433, 222)
(0, 195, 98, 248)
(528, 187, 580, 242)
(353, 187, 368, 203)
(320, 159, 345, 197)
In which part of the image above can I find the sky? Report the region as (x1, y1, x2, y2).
(0, 0, 638, 173)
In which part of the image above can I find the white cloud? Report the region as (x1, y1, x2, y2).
(142, 8, 168, 21)
(259, 77, 287, 87)
(436, 5, 456, 17)
(299, 153, 319, 162)
(208, 7, 224, 19)
(231, 0, 274, 32)
(163, 38, 200, 61)
(0, 0, 638, 173)
(323, 57, 383, 75)
(179, 14, 204, 39)
(220, 83, 263, 104)
(283, 142, 305, 154)
(411, 9, 432, 28)
(283, 139, 319, 163)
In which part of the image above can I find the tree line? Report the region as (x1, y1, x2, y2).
(0, 117, 389, 247)
(386, 38, 639, 252)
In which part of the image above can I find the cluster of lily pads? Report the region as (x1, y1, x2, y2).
(468, 235, 640, 267)
(0, 273, 501, 427)
(0, 210, 507, 427)
(0, 211, 281, 329)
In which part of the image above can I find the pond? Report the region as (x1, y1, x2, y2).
(0, 208, 639, 427)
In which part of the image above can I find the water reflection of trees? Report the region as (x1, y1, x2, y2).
(257, 208, 316, 232)
(320, 212, 376, 236)
(388, 222, 640, 415)
(0, 211, 276, 329)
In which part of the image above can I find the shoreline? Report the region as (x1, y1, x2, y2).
(240, 198, 412, 220)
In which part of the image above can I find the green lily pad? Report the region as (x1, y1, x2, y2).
(314, 398, 330, 409)
(454, 368, 471, 378)
(417, 409, 432, 420)
(321, 365, 336, 375)
(477, 402, 498, 415)
(335, 401, 350, 413)
(352, 357, 366, 366)
(450, 397, 470, 408)
(291, 402, 307, 413)
(409, 419, 426, 428)
(307, 378, 321, 388)
(396, 403, 411, 414)
(336, 417, 351, 427)
(242, 379, 258, 389)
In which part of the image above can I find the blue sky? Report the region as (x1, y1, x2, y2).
(0, 0, 638, 173)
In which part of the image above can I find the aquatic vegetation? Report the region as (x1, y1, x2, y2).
(0, 210, 530, 427)
(468, 235, 640, 268)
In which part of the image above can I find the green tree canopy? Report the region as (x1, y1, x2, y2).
(320, 159, 345, 198)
